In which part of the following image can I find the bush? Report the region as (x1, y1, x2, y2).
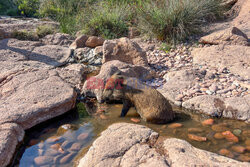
(78, 1, 131, 39)
(0, 0, 17, 15)
(36, 25, 57, 38)
(17, 0, 40, 17)
(12, 30, 39, 41)
(136, 0, 224, 42)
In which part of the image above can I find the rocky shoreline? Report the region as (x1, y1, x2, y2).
(0, 0, 249, 166)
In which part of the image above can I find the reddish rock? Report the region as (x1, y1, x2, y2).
(231, 145, 246, 153)
(29, 139, 39, 146)
(238, 154, 250, 162)
(131, 118, 141, 123)
(202, 119, 214, 126)
(211, 124, 229, 132)
(219, 149, 234, 158)
(70, 34, 88, 49)
(46, 136, 62, 144)
(70, 142, 82, 151)
(50, 143, 61, 150)
(188, 134, 207, 142)
(100, 114, 108, 120)
(188, 128, 203, 133)
(245, 139, 250, 146)
(168, 123, 183, 128)
(77, 133, 89, 141)
(60, 152, 75, 164)
(222, 131, 239, 143)
(85, 36, 104, 48)
(214, 133, 225, 140)
(34, 156, 53, 166)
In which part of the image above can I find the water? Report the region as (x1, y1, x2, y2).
(13, 101, 250, 167)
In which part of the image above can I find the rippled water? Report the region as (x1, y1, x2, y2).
(13, 102, 250, 167)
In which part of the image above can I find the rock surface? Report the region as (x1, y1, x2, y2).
(0, 37, 81, 166)
(78, 123, 249, 167)
(102, 37, 149, 67)
(42, 33, 74, 46)
(199, 27, 249, 46)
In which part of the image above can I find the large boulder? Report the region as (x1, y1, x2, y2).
(82, 60, 154, 102)
(182, 95, 250, 122)
(78, 123, 249, 167)
(192, 45, 250, 80)
(199, 27, 249, 46)
(102, 37, 149, 67)
(0, 69, 77, 129)
(69, 34, 89, 49)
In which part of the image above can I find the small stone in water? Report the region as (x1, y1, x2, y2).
(231, 145, 246, 153)
(168, 123, 183, 128)
(77, 133, 89, 141)
(188, 134, 207, 142)
(131, 118, 141, 123)
(46, 136, 62, 144)
(219, 149, 234, 158)
(238, 154, 250, 162)
(202, 119, 214, 126)
(211, 124, 229, 132)
(188, 128, 203, 133)
(29, 139, 39, 146)
(99, 114, 108, 120)
(233, 129, 242, 136)
(60, 153, 75, 164)
(214, 133, 224, 140)
(70, 142, 82, 151)
(222, 131, 239, 143)
(245, 139, 250, 146)
(50, 143, 61, 150)
(34, 156, 53, 166)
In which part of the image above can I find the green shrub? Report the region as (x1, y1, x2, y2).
(136, 0, 224, 42)
(17, 0, 40, 17)
(36, 25, 57, 38)
(0, 0, 17, 15)
(79, 2, 131, 39)
(12, 30, 39, 41)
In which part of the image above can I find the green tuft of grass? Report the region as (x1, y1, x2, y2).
(136, 0, 224, 43)
(36, 25, 57, 38)
(77, 103, 89, 118)
(12, 30, 39, 41)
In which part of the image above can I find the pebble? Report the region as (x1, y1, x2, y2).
(187, 128, 203, 133)
(202, 119, 214, 126)
(214, 133, 224, 139)
(168, 123, 183, 128)
(77, 133, 89, 141)
(70, 142, 82, 151)
(232, 129, 242, 136)
(46, 136, 62, 144)
(99, 114, 108, 120)
(231, 145, 246, 153)
(238, 154, 250, 162)
(219, 149, 234, 158)
(188, 134, 207, 142)
(60, 153, 75, 164)
(131, 118, 141, 123)
(34, 156, 53, 166)
(245, 139, 250, 146)
(50, 143, 61, 150)
(29, 139, 39, 146)
(222, 131, 239, 143)
(211, 124, 229, 132)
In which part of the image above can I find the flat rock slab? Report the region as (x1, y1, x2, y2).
(192, 45, 250, 80)
(0, 69, 76, 129)
(78, 123, 249, 167)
